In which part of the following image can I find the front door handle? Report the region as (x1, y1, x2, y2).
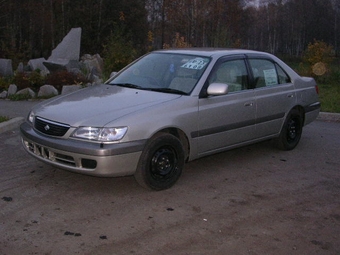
(244, 102, 254, 107)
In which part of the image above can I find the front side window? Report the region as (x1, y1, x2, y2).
(249, 59, 290, 88)
(208, 59, 249, 92)
(109, 53, 210, 95)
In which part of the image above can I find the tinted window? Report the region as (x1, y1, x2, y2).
(276, 64, 291, 84)
(208, 59, 249, 92)
(249, 59, 291, 88)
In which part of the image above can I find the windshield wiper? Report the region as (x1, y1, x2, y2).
(111, 83, 187, 95)
(111, 83, 142, 89)
(149, 88, 188, 95)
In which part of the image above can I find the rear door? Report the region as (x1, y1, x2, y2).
(196, 57, 256, 156)
(248, 58, 296, 138)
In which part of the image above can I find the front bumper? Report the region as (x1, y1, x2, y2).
(20, 122, 145, 177)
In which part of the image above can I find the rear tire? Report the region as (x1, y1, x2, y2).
(276, 109, 303, 150)
(134, 133, 185, 190)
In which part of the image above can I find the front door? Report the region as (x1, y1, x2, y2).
(197, 58, 256, 156)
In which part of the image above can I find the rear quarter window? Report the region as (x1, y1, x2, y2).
(276, 64, 291, 84)
(249, 59, 290, 88)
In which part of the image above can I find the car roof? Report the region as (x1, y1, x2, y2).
(153, 48, 270, 58)
(152, 48, 300, 80)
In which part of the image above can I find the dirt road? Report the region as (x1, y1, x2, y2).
(1, 120, 339, 255)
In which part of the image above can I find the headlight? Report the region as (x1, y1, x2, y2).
(28, 111, 35, 123)
(72, 127, 128, 142)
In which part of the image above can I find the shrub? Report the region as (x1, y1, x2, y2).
(8, 93, 32, 101)
(45, 70, 89, 91)
(28, 69, 46, 90)
(11, 70, 46, 91)
(13, 72, 30, 90)
(302, 40, 334, 77)
(0, 116, 10, 123)
(303, 40, 334, 65)
(0, 76, 12, 91)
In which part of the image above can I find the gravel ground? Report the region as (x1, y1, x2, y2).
(0, 119, 339, 255)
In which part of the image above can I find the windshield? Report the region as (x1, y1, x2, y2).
(108, 52, 210, 95)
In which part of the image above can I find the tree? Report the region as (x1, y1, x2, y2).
(1, 0, 340, 67)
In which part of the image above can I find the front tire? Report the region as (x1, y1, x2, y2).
(134, 133, 185, 190)
(276, 109, 303, 150)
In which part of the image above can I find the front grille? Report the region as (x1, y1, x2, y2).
(34, 117, 70, 137)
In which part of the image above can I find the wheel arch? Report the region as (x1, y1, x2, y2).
(275, 105, 305, 150)
(279, 106, 305, 134)
(150, 128, 190, 162)
(291, 105, 305, 125)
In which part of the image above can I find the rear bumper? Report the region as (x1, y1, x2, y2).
(304, 102, 321, 126)
(20, 122, 145, 177)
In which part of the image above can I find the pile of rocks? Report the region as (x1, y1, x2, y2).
(0, 27, 105, 99)
(0, 84, 86, 99)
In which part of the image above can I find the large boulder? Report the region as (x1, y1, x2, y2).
(38, 85, 59, 97)
(8, 84, 18, 96)
(0, 91, 7, 98)
(28, 58, 49, 75)
(44, 27, 82, 72)
(66, 60, 83, 74)
(81, 54, 104, 78)
(16, 88, 36, 98)
(0, 59, 13, 76)
(43, 61, 68, 72)
(17, 62, 24, 73)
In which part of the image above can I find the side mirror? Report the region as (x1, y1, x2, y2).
(207, 83, 229, 96)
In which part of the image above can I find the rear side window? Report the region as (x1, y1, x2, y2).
(249, 59, 290, 88)
(276, 64, 291, 84)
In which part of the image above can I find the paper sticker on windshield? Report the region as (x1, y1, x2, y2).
(263, 69, 278, 86)
(181, 58, 208, 70)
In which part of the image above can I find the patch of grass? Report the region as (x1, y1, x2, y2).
(8, 93, 32, 101)
(286, 57, 340, 113)
(317, 60, 340, 113)
(0, 116, 10, 123)
(318, 82, 340, 113)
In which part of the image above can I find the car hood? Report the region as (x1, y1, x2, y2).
(32, 84, 181, 127)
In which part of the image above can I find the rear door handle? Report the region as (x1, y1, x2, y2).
(244, 102, 254, 107)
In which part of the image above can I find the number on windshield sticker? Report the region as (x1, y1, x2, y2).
(181, 58, 208, 70)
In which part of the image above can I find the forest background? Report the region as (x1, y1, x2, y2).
(0, 0, 339, 112)
(1, 0, 339, 66)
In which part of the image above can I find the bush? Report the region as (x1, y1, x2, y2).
(303, 40, 334, 65)
(28, 69, 46, 90)
(0, 76, 12, 91)
(0, 116, 10, 123)
(8, 93, 32, 101)
(13, 72, 31, 90)
(45, 70, 89, 91)
(302, 40, 334, 77)
(11, 70, 46, 91)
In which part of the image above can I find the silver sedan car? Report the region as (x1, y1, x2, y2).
(20, 49, 320, 190)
